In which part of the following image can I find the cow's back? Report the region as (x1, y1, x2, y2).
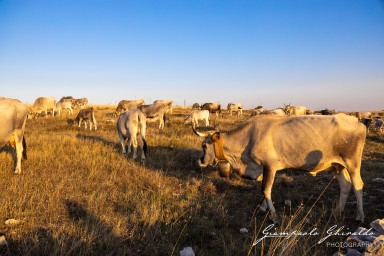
(33, 97, 56, 109)
(249, 114, 365, 169)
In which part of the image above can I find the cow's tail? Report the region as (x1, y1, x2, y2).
(163, 113, 167, 126)
(142, 138, 148, 157)
(22, 136, 27, 160)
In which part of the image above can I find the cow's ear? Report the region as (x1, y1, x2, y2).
(211, 132, 220, 142)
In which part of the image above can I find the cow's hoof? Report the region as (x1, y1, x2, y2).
(355, 212, 365, 223)
(269, 212, 279, 224)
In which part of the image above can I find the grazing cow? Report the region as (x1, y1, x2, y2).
(374, 117, 383, 133)
(192, 103, 200, 110)
(153, 99, 173, 114)
(261, 108, 286, 116)
(193, 114, 366, 223)
(31, 97, 56, 118)
(227, 103, 243, 116)
(138, 103, 167, 129)
(184, 110, 210, 128)
(284, 105, 307, 116)
(115, 99, 145, 117)
(201, 102, 222, 117)
(72, 98, 88, 109)
(0, 99, 29, 174)
(68, 107, 97, 131)
(56, 101, 73, 116)
(361, 118, 372, 134)
(116, 110, 147, 162)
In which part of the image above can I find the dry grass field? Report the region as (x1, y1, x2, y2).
(0, 106, 383, 256)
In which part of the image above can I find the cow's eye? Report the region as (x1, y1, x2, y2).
(202, 143, 207, 150)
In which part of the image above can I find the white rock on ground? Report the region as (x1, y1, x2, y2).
(179, 247, 195, 256)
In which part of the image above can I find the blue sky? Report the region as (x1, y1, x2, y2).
(0, 0, 383, 111)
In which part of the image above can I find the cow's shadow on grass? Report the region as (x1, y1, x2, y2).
(0, 145, 18, 172)
(75, 134, 119, 149)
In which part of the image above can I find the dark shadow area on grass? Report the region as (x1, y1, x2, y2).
(76, 134, 119, 149)
(367, 134, 384, 143)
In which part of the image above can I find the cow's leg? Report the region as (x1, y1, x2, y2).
(118, 134, 127, 155)
(89, 121, 93, 131)
(139, 135, 146, 162)
(259, 199, 268, 213)
(78, 119, 82, 128)
(131, 136, 138, 159)
(14, 133, 24, 174)
(127, 137, 132, 155)
(159, 115, 164, 129)
(335, 166, 352, 215)
(262, 166, 278, 222)
(205, 118, 209, 126)
(345, 161, 364, 222)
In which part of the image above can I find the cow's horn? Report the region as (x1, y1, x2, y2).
(192, 126, 209, 137)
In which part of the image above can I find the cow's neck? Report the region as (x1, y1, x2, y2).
(220, 125, 254, 176)
(213, 134, 227, 162)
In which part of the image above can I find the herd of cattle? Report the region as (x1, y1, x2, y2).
(1, 96, 383, 223)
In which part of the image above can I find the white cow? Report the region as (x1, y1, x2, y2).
(31, 97, 56, 118)
(0, 99, 29, 174)
(153, 99, 173, 114)
(184, 110, 210, 128)
(116, 110, 147, 162)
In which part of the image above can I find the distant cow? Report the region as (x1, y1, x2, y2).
(138, 103, 167, 129)
(115, 99, 145, 117)
(261, 108, 286, 116)
(116, 110, 147, 162)
(284, 105, 307, 116)
(31, 97, 57, 118)
(0, 99, 29, 174)
(184, 110, 210, 128)
(153, 100, 173, 114)
(374, 117, 383, 133)
(68, 107, 97, 131)
(201, 102, 222, 117)
(56, 101, 73, 116)
(192, 103, 200, 110)
(361, 118, 372, 134)
(227, 103, 243, 116)
(72, 98, 88, 109)
(316, 109, 336, 115)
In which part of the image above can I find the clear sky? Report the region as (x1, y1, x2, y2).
(0, 0, 383, 111)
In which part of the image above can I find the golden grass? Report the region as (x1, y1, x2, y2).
(0, 107, 383, 255)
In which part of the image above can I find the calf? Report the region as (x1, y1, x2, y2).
(68, 108, 97, 131)
(116, 110, 147, 162)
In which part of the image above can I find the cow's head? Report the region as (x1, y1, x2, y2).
(193, 127, 231, 177)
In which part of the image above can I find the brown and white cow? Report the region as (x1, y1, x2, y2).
(227, 103, 243, 116)
(193, 114, 366, 223)
(0, 99, 29, 174)
(68, 107, 97, 131)
(116, 110, 147, 162)
(201, 102, 222, 117)
(31, 97, 57, 118)
(138, 103, 167, 129)
(114, 99, 145, 117)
